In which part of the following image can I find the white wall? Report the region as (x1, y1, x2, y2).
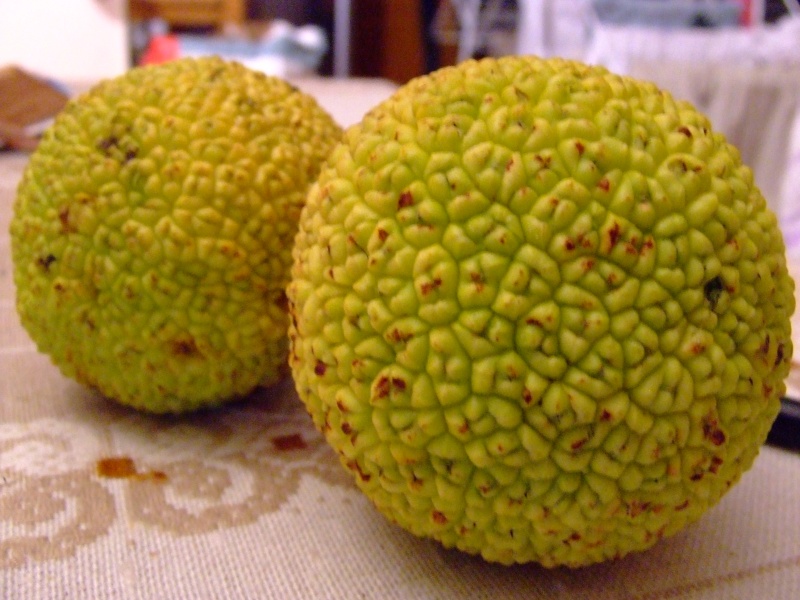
(0, 0, 129, 82)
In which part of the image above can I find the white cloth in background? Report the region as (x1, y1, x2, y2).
(778, 118, 800, 259)
(586, 15, 800, 74)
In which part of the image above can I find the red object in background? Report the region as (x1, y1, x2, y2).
(139, 34, 180, 65)
(739, 0, 756, 26)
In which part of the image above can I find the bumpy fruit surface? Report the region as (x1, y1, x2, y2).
(11, 56, 342, 413)
(288, 56, 794, 566)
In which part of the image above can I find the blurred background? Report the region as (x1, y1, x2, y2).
(1, 0, 800, 253)
(0, 1, 797, 83)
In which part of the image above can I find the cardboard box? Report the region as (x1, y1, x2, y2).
(0, 66, 69, 150)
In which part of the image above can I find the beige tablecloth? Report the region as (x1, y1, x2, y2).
(2, 77, 800, 600)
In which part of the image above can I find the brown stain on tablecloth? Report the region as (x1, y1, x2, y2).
(96, 456, 167, 482)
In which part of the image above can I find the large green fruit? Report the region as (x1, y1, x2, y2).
(11, 56, 342, 414)
(288, 56, 794, 566)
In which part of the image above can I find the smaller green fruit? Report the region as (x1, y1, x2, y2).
(11, 57, 343, 413)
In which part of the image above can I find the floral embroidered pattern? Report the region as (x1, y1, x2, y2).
(0, 470, 116, 569)
(0, 382, 353, 570)
(123, 413, 352, 535)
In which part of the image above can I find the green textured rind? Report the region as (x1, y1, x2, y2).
(11, 56, 343, 414)
(288, 56, 795, 566)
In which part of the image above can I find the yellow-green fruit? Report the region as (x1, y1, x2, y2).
(288, 56, 794, 566)
(11, 56, 342, 414)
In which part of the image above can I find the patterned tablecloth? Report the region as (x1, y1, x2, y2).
(2, 77, 800, 600)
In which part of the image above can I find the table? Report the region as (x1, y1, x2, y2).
(2, 77, 800, 599)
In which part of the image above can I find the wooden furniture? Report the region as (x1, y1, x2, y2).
(349, 0, 426, 84)
(129, 0, 246, 30)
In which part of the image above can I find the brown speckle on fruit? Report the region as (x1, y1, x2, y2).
(398, 191, 414, 209)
